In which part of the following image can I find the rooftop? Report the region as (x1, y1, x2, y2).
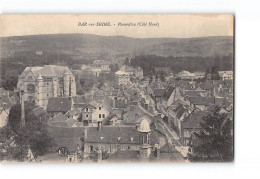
(47, 97, 72, 112)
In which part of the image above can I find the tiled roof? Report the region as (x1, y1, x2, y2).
(114, 99, 129, 109)
(20, 65, 74, 79)
(65, 109, 81, 117)
(85, 125, 159, 145)
(123, 105, 146, 124)
(47, 121, 69, 128)
(174, 104, 187, 119)
(47, 97, 72, 112)
(72, 96, 91, 104)
(73, 103, 88, 109)
(85, 126, 140, 144)
(188, 97, 215, 106)
(29, 106, 47, 117)
(106, 151, 141, 161)
(154, 89, 166, 97)
(185, 90, 206, 97)
(66, 117, 81, 127)
(48, 126, 84, 152)
(162, 86, 175, 101)
(183, 111, 207, 128)
(149, 81, 164, 89)
(52, 112, 68, 122)
(102, 97, 113, 113)
(40, 65, 57, 76)
(0, 95, 14, 110)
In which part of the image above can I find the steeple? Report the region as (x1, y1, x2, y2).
(138, 117, 152, 158)
(63, 69, 70, 97)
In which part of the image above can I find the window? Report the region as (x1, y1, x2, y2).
(86, 108, 88, 112)
(147, 134, 150, 144)
(47, 93, 48, 97)
(99, 114, 101, 118)
(86, 114, 88, 118)
(99, 107, 101, 110)
(102, 114, 105, 118)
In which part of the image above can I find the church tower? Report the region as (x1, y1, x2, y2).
(52, 76, 58, 97)
(63, 70, 70, 97)
(138, 118, 152, 158)
(37, 74, 44, 108)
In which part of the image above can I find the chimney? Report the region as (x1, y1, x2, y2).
(97, 121, 102, 130)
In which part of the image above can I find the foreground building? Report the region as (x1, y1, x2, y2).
(17, 65, 76, 109)
(84, 118, 159, 160)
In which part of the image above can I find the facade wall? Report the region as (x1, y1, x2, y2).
(18, 67, 77, 109)
(84, 143, 140, 154)
(92, 104, 110, 122)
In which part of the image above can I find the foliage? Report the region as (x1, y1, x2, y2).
(210, 66, 221, 80)
(109, 64, 119, 72)
(187, 106, 233, 162)
(130, 54, 233, 76)
(75, 74, 85, 95)
(0, 103, 54, 161)
(93, 147, 109, 161)
(7, 103, 35, 133)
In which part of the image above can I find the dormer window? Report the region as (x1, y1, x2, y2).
(117, 137, 121, 141)
(100, 137, 104, 140)
(99, 107, 101, 110)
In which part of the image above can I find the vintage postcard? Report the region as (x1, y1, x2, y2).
(0, 14, 234, 163)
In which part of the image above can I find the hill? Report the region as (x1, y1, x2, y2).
(0, 34, 233, 59)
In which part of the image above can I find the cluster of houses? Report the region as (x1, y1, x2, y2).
(145, 71, 233, 147)
(115, 65, 144, 86)
(0, 63, 233, 162)
(80, 59, 111, 77)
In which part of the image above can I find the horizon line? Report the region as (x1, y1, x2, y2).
(0, 33, 234, 39)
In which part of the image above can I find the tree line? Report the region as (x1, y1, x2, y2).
(130, 54, 233, 76)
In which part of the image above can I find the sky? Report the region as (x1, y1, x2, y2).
(0, 14, 233, 38)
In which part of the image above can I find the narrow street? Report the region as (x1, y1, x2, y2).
(137, 90, 189, 158)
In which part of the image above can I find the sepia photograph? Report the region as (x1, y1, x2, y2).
(0, 14, 234, 163)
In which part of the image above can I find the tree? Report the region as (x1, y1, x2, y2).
(188, 106, 233, 162)
(75, 74, 85, 95)
(125, 57, 130, 66)
(211, 66, 220, 80)
(0, 103, 55, 161)
(109, 64, 119, 72)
